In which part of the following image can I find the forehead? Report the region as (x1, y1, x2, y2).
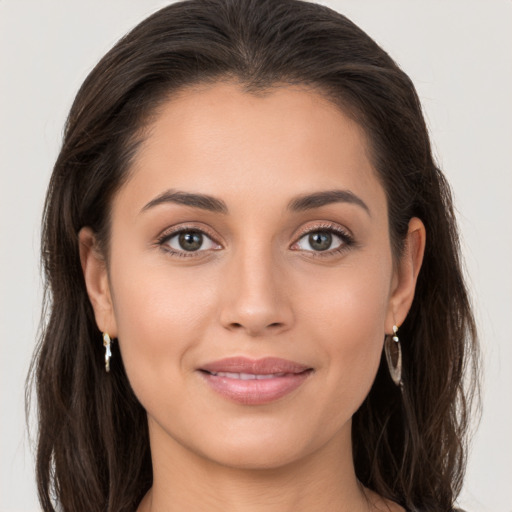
(116, 81, 386, 218)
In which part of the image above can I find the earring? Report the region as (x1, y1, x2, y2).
(384, 325, 402, 387)
(103, 332, 112, 372)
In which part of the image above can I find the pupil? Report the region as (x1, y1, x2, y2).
(179, 231, 203, 251)
(309, 231, 332, 251)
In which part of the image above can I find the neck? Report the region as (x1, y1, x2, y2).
(139, 419, 374, 512)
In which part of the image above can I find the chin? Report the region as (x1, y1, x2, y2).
(202, 439, 312, 471)
(188, 418, 341, 472)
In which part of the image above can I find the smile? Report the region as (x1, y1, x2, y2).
(207, 371, 288, 379)
(198, 357, 313, 405)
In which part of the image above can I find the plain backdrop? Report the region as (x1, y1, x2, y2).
(1, 1, 511, 511)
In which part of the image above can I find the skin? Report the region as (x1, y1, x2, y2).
(80, 82, 425, 512)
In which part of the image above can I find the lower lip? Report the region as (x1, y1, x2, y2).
(199, 371, 312, 405)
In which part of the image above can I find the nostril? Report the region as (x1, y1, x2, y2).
(227, 321, 284, 334)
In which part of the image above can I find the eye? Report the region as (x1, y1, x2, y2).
(291, 225, 354, 255)
(295, 230, 342, 252)
(161, 229, 220, 254)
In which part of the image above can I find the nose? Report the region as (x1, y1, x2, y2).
(219, 244, 294, 337)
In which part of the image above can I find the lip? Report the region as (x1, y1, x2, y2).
(198, 357, 313, 405)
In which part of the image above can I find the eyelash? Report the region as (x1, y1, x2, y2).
(156, 224, 221, 258)
(156, 222, 355, 259)
(291, 222, 355, 259)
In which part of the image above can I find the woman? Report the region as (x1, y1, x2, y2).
(30, 0, 479, 510)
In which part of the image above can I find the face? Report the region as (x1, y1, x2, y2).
(82, 82, 421, 470)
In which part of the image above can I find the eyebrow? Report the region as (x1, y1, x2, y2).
(288, 189, 370, 216)
(140, 189, 228, 214)
(140, 188, 370, 216)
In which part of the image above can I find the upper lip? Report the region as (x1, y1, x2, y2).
(199, 357, 311, 375)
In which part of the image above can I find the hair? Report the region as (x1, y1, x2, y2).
(27, 0, 479, 510)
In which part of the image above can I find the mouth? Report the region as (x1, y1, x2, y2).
(204, 371, 290, 380)
(197, 357, 314, 405)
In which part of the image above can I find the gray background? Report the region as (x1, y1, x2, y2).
(1, 1, 511, 510)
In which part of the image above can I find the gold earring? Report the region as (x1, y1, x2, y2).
(103, 332, 112, 372)
(384, 325, 402, 387)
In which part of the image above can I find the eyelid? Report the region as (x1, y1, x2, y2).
(290, 221, 355, 255)
(156, 223, 223, 255)
(154, 221, 354, 258)
(292, 221, 353, 243)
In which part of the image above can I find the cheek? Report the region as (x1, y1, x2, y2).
(297, 259, 391, 400)
(108, 255, 218, 402)
(298, 255, 391, 336)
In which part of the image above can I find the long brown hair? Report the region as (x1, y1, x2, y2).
(28, 0, 479, 510)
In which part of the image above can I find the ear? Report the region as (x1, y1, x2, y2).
(78, 227, 118, 337)
(386, 217, 426, 332)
